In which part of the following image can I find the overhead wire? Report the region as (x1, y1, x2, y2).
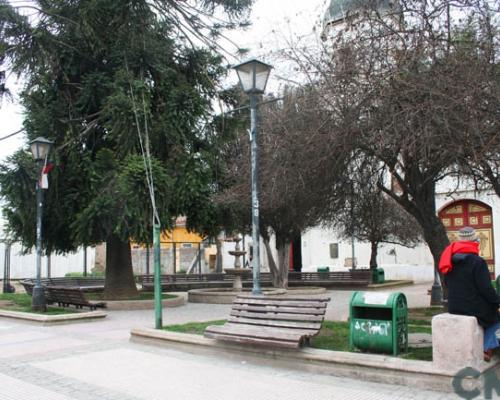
(0, 128, 24, 141)
(126, 62, 160, 227)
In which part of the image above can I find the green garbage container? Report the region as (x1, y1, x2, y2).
(317, 267, 330, 272)
(372, 268, 385, 284)
(349, 291, 408, 355)
(317, 266, 330, 279)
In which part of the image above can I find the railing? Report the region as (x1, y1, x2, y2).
(288, 270, 371, 281)
(137, 269, 371, 286)
(20, 270, 372, 295)
(132, 241, 205, 275)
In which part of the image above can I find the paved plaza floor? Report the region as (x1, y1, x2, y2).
(0, 283, 484, 399)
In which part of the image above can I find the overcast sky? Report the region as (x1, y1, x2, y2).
(0, 0, 328, 161)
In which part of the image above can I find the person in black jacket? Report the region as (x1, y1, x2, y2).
(440, 226, 500, 361)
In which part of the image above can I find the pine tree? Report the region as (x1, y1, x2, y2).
(0, 0, 252, 298)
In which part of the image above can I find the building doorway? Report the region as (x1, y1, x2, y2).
(289, 236, 302, 272)
(438, 200, 495, 277)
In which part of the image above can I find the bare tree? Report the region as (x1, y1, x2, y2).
(323, 158, 422, 269)
(288, 0, 499, 283)
(217, 87, 350, 287)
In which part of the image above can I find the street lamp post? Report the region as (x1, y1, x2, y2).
(30, 137, 53, 312)
(233, 58, 272, 295)
(430, 267, 443, 306)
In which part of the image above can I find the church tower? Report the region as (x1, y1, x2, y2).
(322, 0, 396, 41)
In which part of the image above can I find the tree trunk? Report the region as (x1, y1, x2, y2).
(418, 215, 450, 299)
(369, 241, 378, 269)
(103, 234, 139, 299)
(380, 175, 450, 302)
(482, 162, 500, 198)
(275, 241, 290, 289)
(263, 236, 279, 284)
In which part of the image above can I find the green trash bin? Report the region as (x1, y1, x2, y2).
(372, 268, 385, 284)
(349, 291, 408, 355)
(317, 266, 330, 279)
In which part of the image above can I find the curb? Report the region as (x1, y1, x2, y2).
(130, 328, 500, 393)
(367, 280, 414, 289)
(0, 309, 107, 325)
(105, 295, 185, 310)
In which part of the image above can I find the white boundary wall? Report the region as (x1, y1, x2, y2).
(0, 241, 94, 279)
(300, 226, 434, 282)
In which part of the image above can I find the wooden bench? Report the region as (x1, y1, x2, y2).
(204, 295, 330, 349)
(20, 277, 105, 295)
(45, 286, 106, 310)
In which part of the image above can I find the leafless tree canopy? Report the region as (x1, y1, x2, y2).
(216, 0, 498, 288)
(302, 0, 499, 271)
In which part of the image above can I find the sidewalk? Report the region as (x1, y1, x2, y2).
(0, 284, 467, 400)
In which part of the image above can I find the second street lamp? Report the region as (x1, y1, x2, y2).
(233, 58, 272, 295)
(30, 136, 53, 312)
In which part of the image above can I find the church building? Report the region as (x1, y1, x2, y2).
(297, 0, 499, 281)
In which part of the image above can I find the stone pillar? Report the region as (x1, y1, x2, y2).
(432, 313, 484, 371)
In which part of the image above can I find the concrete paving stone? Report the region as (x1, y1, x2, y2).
(0, 372, 76, 400)
(0, 283, 473, 400)
(0, 330, 54, 345)
(32, 347, 460, 400)
(0, 336, 89, 358)
(0, 364, 142, 400)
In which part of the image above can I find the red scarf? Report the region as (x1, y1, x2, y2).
(438, 241, 480, 274)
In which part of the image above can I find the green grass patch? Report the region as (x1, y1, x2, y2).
(311, 321, 431, 352)
(65, 272, 105, 277)
(408, 325, 432, 334)
(0, 293, 77, 315)
(401, 347, 433, 361)
(163, 320, 226, 335)
(86, 292, 177, 301)
(409, 307, 444, 318)
(162, 319, 432, 361)
(311, 320, 351, 352)
(0, 293, 32, 307)
(408, 318, 433, 326)
(4, 306, 75, 315)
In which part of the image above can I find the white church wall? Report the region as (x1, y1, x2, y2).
(300, 226, 434, 281)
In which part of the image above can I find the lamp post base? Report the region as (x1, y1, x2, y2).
(430, 283, 443, 306)
(31, 286, 47, 312)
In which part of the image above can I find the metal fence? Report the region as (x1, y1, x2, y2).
(131, 241, 209, 275)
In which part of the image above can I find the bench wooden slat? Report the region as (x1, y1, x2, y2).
(228, 316, 322, 330)
(230, 310, 325, 322)
(204, 331, 300, 349)
(232, 298, 329, 308)
(232, 304, 326, 315)
(236, 295, 331, 302)
(205, 324, 314, 341)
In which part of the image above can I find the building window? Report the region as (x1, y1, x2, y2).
(330, 243, 339, 259)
